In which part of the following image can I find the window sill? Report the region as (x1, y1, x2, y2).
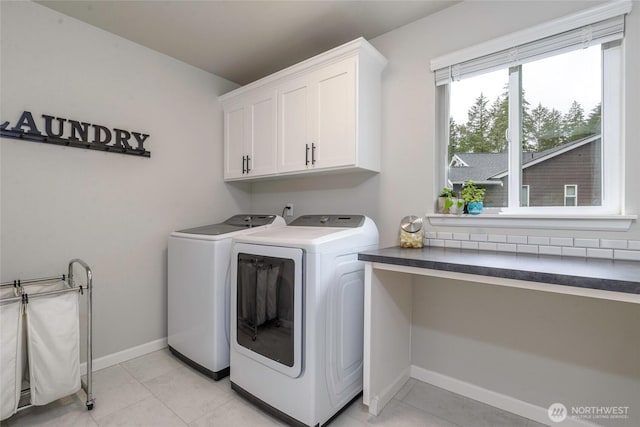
(426, 213, 636, 231)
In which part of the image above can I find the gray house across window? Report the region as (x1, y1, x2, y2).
(448, 134, 601, 208)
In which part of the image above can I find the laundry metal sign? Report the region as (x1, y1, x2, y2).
(0, 111, 151, 157)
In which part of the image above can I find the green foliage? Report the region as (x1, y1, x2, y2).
(439, 187, 455, 198)
(486, 94, 509, 153)
(584, 104, 602, 136)
(448, 90, 601, 158)
(444, 198, 454, 209)
(461, 180, 486, 203)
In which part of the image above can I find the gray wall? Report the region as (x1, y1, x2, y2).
(0, 1, 249, 358)
(2, 0, 637, 424)
(250, 1, 640, 425)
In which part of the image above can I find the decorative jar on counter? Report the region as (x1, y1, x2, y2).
(400, 215, 424, 248)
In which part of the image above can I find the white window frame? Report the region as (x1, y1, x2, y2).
(564, 184, 578, 206)
(428, 0, 636, 230)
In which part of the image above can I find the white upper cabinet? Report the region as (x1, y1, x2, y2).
(223, 89, 277, 179)
(278, 76, 312, 173)
(223, 104, 246, 179)
(247, 90, 278, 177)
(311, 57, 356, 170)
(220, 38, 387, 181)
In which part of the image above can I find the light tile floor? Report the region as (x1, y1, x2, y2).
(3, 349, 548, 427)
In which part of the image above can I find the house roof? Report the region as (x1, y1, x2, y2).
(449, 134, 600, 184)
(449, 153, 507, 184)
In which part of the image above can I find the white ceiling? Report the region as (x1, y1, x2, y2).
(37, 0, 458, 85)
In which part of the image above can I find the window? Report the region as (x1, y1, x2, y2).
(449, 69, 509, 208)
(564, 185, 578, 206)
(521, 185, 530, 207)
(432, 1, 630, 216)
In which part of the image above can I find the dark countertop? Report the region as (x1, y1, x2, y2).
(358, 246, 640, 295)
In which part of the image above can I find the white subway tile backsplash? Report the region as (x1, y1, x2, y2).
(496, 243, 517, 252)
(528, 236, 550, 246)
(550, 237, 573, 247)
(488, 234, 507, 243)
(424, 230, 639, 262)
(539, 246, 562, 256)
(627, 240, 640, 250)
(479, 242, 498, 251)
(445, 240, 462, 249)
(562, 247, 586, 257)
(507, 235, 528, 244)
(586, 248, 614, 259)
(614, 250, 640, 261)
(461, 241, 479, 250)
(517, 244, 538, 254)
(574, 238, 599, 248)
(430, 239, 445, 247)
(600, 239, 627, 249)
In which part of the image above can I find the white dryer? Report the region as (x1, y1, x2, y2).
(168, 214, 285, 380)
(230, 215, 379, 426)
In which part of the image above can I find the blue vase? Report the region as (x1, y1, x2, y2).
(467, 201, 483, 215)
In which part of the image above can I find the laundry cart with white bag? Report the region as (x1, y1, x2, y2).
(0, 259, 95, 421)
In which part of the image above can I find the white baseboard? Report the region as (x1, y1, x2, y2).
(410, 365, 598, 427)
(369, 367, 410, 416)
(80, 337, 167, 373)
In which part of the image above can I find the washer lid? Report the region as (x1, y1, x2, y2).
(177, 214, 278, 235)
(176, 223, 244, 235)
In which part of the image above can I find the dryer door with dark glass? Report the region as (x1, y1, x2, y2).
(232, 243, 303, 378)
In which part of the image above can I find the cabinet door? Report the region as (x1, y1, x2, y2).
(224, 104, 247, 180)
(312, 57, 356, 169)
(278, 77, 312, 173)
(246, 90, 277, 177)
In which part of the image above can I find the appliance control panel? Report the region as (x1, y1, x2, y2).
(289, 215, 365, 228)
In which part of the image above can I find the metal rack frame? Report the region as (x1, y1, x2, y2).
(0, 259, 95, 411)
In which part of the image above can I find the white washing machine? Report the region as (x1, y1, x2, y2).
(230, 215, 379, 426)
(167, 214, 285, 380)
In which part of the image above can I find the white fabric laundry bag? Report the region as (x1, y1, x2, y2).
(26, 289, 81, 406)
(18, 280, 67, 391)
(0, 288, 24, 421)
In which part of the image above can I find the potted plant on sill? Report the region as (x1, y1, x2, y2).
(461, 180, 486, 215)
(438, 187, 456, 214)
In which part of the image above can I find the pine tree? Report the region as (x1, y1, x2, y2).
(486, 94, 508, 152)
(448, 117, 460, 160)
(537, 108, 564, 151)
(460, 93, 492, 152)
(585, 103, 601, 136)
(449, 94, 600, 157)
(521, 90, 535, 152)
(563, 100, 588, 141)
(527, 103, 549, 150)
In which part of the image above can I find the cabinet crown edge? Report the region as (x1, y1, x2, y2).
(218, 37, 387, 103)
